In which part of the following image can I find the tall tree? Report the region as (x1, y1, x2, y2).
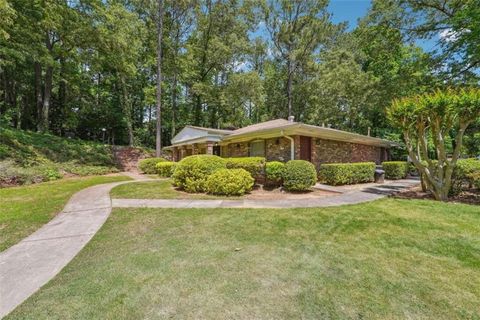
(263, 0, 340, 118)
(156, 0, 164, 156)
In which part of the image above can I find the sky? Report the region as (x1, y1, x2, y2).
(327, 0, 371, 31)
(327, 0, 438, 52)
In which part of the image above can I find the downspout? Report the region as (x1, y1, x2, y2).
(281, 130, 295, 160)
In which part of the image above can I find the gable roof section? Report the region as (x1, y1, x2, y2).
(171, 125, 232, 145)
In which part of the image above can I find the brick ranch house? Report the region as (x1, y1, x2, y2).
(164, 118, 396, 169)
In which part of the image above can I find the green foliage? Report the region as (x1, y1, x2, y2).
(138, 158, 166, 174)
(388, 88, 480, 200)
(225, 157, 265, 177)
(156, 162, 177, 177)
(0, 128, 119, 186)
(0, 128, 116, 167)
(318, 162, 376, 186)
(283, 160, 317, 191)
(451, 158, 480, 194)
(0, 161, 63, 186)
(172, 155, 226, 193)
(470, 172, 480, 190)
(206, 168, 254, 196)
(382, 161, 409, 180)
(61, 163, 119, 177)
(265, 161, 285, 186)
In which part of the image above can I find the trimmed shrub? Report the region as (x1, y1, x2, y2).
(265, 161, 285, 186)
(382, 161, 409, 179)
(283, 160, 317, 191)
(206, 168, 254, 196)
(470, 172, 480, 189)
(225, 157, 266, 177)
(156, 161, 176, 177)
(172, 155, 226, 193)
(138, 157, 166, 174)
(451, 158, 480, 194)
(318, 162, 376, 186)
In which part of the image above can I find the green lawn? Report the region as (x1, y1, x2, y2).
(0, 175, 131, 251)
(7, 199, 480, 319)
(110, 179, 238, 199)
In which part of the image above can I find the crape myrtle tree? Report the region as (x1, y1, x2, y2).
(388, 88, 480, 201)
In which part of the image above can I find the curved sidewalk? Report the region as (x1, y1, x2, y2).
(112, 179, 420, 209)
(0, 180, 134, 318)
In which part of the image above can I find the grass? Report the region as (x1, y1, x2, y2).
(0, 175, 131, 252)
(7, 198, 480, 319)
(110, 179, 238, 199)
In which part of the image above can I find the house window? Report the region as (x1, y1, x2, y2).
(249, 140, 265, 157)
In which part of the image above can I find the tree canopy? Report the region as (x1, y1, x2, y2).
(0, 0, 478, 153)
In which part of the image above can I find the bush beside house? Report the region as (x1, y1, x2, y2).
(283, 160, 317, 191)
(382, 161, 409, 179)
(138, 157, 166, 174)
(451, 158, 480, 194)
(318, 162, 376, 186)
(206, 168, 254, 196)
(172, 155, 226, 192)
(225, 157, 265, 178)
(265, 161, 285, 186)
(156, 161, 176, 177)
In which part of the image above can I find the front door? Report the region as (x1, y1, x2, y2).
(213, 145, 221, 156)
(300, 136, 311, 161)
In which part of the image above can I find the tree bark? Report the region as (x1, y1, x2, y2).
(41, 65, 53, 132)
(171, 71, 177, 138)
(34, 62, 43, 132)
(120, 75, 134, 146)
(287, 58, 293, 118)
(155, 0, 164, 157)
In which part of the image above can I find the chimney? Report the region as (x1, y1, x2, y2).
(288, 115, 295, 122)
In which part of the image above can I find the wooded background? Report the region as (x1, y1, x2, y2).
(0, 0, 479, 155)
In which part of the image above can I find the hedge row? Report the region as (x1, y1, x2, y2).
(318, 162, 376, 186)
(382, 161, 408, 179)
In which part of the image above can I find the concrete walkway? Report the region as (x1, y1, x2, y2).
(113, 179, 419, 209)
(0, 180, 137, 318)
(0, 176, 418, 318)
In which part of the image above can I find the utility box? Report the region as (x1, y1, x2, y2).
(375, 169, 385, 184)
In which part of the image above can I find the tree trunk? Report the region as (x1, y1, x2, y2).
(171, 72, 177, 137)
(120, 75, 134, 146)
(41, 65, 53, 132)
(287, 58, 293, 118)
(34, 62, 43, 132)
(155, 0, 164, 157)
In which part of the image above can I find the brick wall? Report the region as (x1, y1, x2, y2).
(265, 137, 291, 162)
(311, 138, 382, 169)
(225, 142, 249, 157)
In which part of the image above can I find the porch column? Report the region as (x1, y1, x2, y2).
(172, 147, 178, 162)
(192, 143, 199, 155)
(179, 146, 186, 160)
(206, 141, 214, 155)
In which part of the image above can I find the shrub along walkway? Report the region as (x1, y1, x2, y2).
(0, 175, 418, 318)
(112, 179, 420, 209)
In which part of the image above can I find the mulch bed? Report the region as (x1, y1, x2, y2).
(393, 186, 480, 205)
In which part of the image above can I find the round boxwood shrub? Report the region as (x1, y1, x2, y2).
(172, 155, 226, 193)
(283, 160, 317, 191)
(265, 161, 285, 186)
(382, 161, 409, 179)
(156, 161, 177, 177)
(225, 157, 266, 177)
(206, 168, 254, 196)
(138, 157, 166, 174)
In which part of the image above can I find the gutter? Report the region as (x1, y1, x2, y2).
(281, 130, 295, 160)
